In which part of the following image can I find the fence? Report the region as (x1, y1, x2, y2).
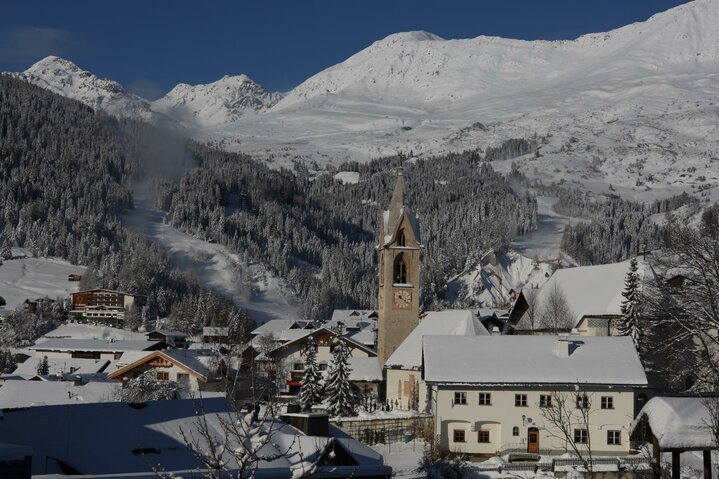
(330, 414, 433, 445)
(476, 456, 651, 474)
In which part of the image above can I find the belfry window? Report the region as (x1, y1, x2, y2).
(397, 229, 406, 247)
(394, 253, 408, 284)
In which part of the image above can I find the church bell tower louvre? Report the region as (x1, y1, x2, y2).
(377, 168, 421, 366)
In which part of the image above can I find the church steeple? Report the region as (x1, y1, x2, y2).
(377, 169, 421, 366)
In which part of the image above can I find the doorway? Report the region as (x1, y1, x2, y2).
(527, 427, 539, 453)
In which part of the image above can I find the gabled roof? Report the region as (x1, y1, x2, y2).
(147, 329, 187, 338)
(10, 357, 109, 378)
(532, 258, 652, 327)
(423, 335, 647, 386)
(252, 319, 313, 336)
(631, 397, 716, 451)
(385, 310, 489, 370)
(267, 327, 377, 357)
(108, 350, 213, 382)
(30, 339, 163, 353)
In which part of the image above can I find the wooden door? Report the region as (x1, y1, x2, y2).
(527, 427, 539, 453)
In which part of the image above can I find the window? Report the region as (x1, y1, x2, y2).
(453, 430, 466, 443)
(515, 394, 527, 407)
(478, 430, 490, 443)
(512, 426, 519, 436)
(397, 230, 406, 247)
(576, 394, 590, 409)
(318, 363, 328, 371)
(601, 396, 614, 409)
(177, 373, 189, 383)
(454, 392, 467, 405)
(393, 254, 408, 284)
(607, 430, 621, 445)
(540, 395, 553, 408)
(478, 393, 491, 405)
(574, 429, 588, 444)
(293, 362, 304, 371)
(157, 371, 170, 381)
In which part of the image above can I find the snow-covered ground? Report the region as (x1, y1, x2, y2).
(121, 195, 300, 325)
(0, 249, 84, 309)
(372, 441, 424, 479)
(511, 196, 586, 263)
(39, 323, 148, 342)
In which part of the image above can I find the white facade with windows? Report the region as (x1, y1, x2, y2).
(423, 335, 647, 456)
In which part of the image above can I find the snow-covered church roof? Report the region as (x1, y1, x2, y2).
(384, 310, 488, 370)
(423, 335, 647, 386)
(533, 258, 651, 327)
(631, 396, 717, 450)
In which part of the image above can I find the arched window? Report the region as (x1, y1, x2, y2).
(393, 253, 408, 284)
(397, 229, 406, 247)
(512, 426, 519, 436)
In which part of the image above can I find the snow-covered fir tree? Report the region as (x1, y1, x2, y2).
(36, 355, 49, 375)
(325, 330, 355, 417)
(619, 257, 642, 350)
(0, 239, 12, 261)
(298, 335, 322, 411)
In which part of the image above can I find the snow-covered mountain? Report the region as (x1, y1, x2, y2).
(152, 75, 283, 128)
(11, 56, 160, 123)
(8, 0, 719, 202)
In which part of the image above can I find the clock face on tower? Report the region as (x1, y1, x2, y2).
(393, 289, 412, 309)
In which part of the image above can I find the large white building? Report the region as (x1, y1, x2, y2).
(423, 334, 647, 456)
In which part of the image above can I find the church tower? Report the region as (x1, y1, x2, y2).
(377, 169, 421, 366)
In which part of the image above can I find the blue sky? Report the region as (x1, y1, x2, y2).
(0, 1, 690, 98)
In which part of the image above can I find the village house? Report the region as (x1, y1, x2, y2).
(250, 319, 315, 337)
(30, 338, 164, 361)
(510, 258, 651, 335)
(69, 289, 146, 325)
(146, 329, 188, 348)
(107, 349, 224, 393)
(384, 310, 489, 412)
(423, 335, 647, 457)
(262, 327, 378, 396)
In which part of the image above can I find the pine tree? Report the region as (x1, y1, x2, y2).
(36, 355, 49, 376)
(619, 257, 642, 351)
(325, 330, 355, 417)
(0, 239, 12, 261)
(298, 336, 323, 412)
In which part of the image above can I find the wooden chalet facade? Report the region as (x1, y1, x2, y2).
(70, 289, 146, 325)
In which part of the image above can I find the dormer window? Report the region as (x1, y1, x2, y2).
(397, 229, 406, 247)
(394, 253, 408, 284)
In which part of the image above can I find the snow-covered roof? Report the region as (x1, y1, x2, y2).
(385, 310, 489, 370)
(147, 329, 186, 338)
(268, 327, 377, 357)
(110, 349, 216, 380)
(278, 329, 313, 342)
(533, 258, 651, 327)
(0, 379, 117, 409)
(329, 309, 377, 323)
(347, 357, 383, 382)
(0, 397, 390, 477)
(423, 335, 647, 386)
(631, 397, 717, 450)
(11, 356, 109, 378)
(348, 330, 376, 347)
(251, 319, 309, 336)
(31, 339, 163, 353)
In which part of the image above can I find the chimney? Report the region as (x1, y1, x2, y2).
(73, 375, 82, 387)
(491, 326, 500, 336)
(557, 333, 570, 357)
(280, 412, 330, 437)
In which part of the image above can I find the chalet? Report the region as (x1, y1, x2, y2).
(423, 335, 647, 456)
(384, 310, 489, 412)
(630, 396, 716, 479)
(202, 326, 230, 343)
(69, 289, 146, 325)
(147, 329, 187, 348)
(108, 349, 223, 393)
(30, 339, 164, 360)
(263, 327, 377, 396)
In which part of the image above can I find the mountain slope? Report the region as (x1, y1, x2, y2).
(152, 75, 283, 128)
(11, 56, 160, 123)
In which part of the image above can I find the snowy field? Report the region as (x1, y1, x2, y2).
(0, 248, 84, 309)
(121, 195, 300, 325)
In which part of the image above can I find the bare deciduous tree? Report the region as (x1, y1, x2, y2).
(540, 283, 574, 333)
(538, 388, 594, 472)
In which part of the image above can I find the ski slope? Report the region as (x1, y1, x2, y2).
(121, 195, 300, 325)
